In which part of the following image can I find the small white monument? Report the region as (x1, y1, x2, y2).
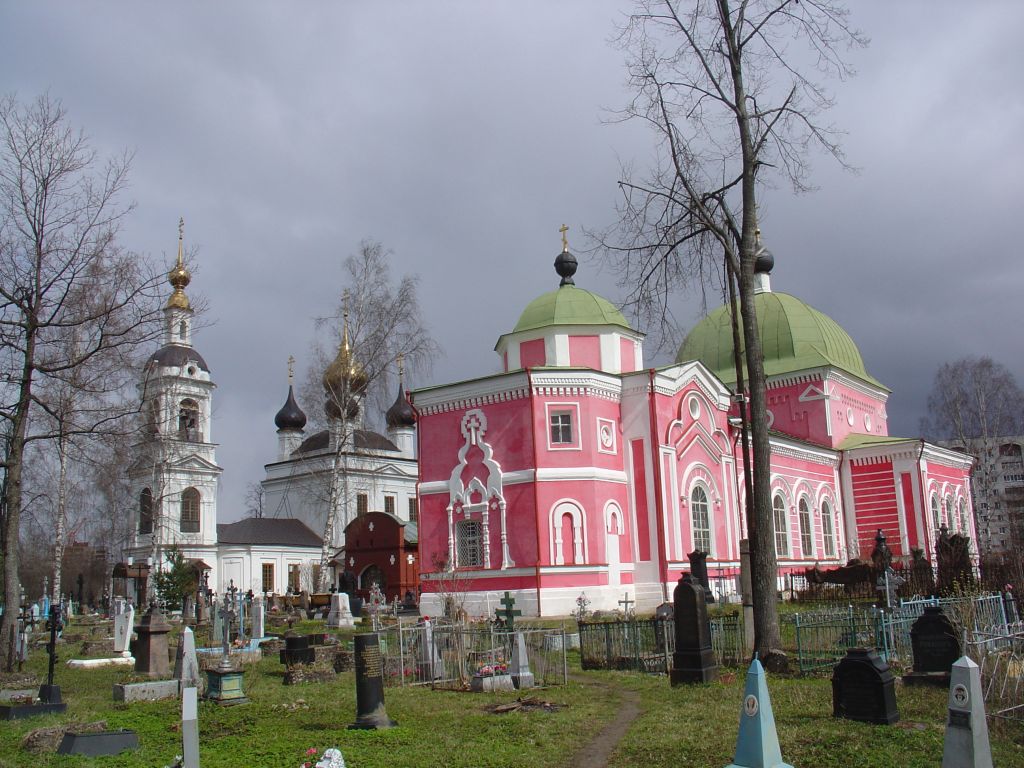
(326, 593, 356, 629)
(942, 655, 993, 768)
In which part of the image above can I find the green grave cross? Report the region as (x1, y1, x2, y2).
(495, 591, 522, 630)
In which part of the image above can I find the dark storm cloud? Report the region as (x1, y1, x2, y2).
(3, 2, 1021, 515)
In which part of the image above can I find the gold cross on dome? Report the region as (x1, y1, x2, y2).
(287, 355, 295, 384)
(559, 223, 569, 251)
(178, 216, 184, 241)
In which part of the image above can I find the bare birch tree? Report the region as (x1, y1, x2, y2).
(0, 94, 164, 669)
(298, 241, 437, 591)
(921, 357, 1024, 442)
(596, 0, 866, 668)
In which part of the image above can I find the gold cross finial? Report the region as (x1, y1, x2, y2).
(559, 223, 569, 252)
(176, 217, 185, 268)
(397, 352, 404, 378)
(287, 355, 295, 384)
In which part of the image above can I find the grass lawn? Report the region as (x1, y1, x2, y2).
(1, 619, 1021, 767)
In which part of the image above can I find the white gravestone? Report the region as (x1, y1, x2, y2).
(174, 627, 202, 690)
(113, 603, 135, 657)
(419, 619, 444, 680)
(942, 656, 993, 768)
(510, 632, 535, 689)
(251, 597, 265, 640)
(182, 686, 201, 768)
(326, 593, 356, 629)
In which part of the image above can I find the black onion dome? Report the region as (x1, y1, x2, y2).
(147, 344, 209, 372)
(385, 384, 416, 428)
(554, 248, 578, 286)
(274, 385, 306, 431)
(754, 232, 774, 274)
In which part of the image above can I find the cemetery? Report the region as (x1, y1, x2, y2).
(0, 584, 1021, 767)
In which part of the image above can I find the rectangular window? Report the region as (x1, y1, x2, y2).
(456, 519, 483, 567)
(384, 495, 395, 516)
(261, 563, 274, 593)
(408, 497, 419, 523)
(550, 412, 573, 444)
(357, 493, 368, 517)
(287, 564, 300, 592)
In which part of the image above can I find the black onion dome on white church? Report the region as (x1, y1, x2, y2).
(274, 385, 307, 431)
(386, 384, 416, 428)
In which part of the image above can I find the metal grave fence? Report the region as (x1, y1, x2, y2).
(372, 621, 568, 689)
(577, 614, 745, 673)
(966, 622, 1024, 722)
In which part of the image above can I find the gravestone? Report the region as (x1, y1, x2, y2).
(418, 618, 444, 680)
(113, 601, 134, 657)
(942, 656, 992, 768)
(670, 574, 718, 685)
(212, 601, 223, 644)
(326, 592, 356, 629)
(204, 595, 248, 705)
(182, 686, 201, 768)
(349, 634, 397, 729)
(903, 605, 960, 687)
(688, 550, 715, 603)
(251, 597, 265, 640)
(182, 595, 196, 625)
(280, 633, 315, 667)
(197, 593, 210, 625)
(174, 627, 202, 690)
(509, 632, 535, 689)
(832, 648, 899, 725)
(724, 658, 794, 768)
(134, 602, 172, 678)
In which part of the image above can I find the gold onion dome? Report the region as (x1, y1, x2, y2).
(323, 308, 368, 419)
(166, 217, 192, 310)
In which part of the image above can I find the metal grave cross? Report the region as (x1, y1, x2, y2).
(618, 592, 635, 617)
(495, 591, 522, 630)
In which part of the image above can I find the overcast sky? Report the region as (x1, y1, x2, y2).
(4, 2, 1022, 521)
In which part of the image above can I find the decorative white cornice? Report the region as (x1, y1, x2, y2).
(411, 371, 531, 413)
(536, 467, 629, 484)
(845, 440, 921, 466)
(651, 360, 733, 407)
(922, 442, 975, 470)
(769, 435, 840, 466)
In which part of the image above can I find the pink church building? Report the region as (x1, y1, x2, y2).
(411, 238, 974, 616)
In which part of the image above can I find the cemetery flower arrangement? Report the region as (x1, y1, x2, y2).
(475, 660, 508, 677)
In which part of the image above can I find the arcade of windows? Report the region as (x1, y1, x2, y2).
(137, 486, 201, 534)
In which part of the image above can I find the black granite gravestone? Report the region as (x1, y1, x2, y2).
(687, 550, 715, 603)
(903, 606, 961, 687)
(349, 634, 397, 729)
(670, 574, 718, 685)
(279, 633, 315, 667)
(832, 648, 899, 725)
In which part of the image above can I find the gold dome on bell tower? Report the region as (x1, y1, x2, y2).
(166, 217, 192, 310)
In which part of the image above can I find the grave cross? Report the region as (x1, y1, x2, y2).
(495, 591, 522, 630)
(618, 592, 635, 617)
(219, 593, 234, 659)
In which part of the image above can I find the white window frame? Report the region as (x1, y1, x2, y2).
(690, 485, 712, 554)
(545, 402, 581, 451)
(456, 519, 484, 568)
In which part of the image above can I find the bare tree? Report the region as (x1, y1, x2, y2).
(244, 481, 266, 519)
(0, 94, 164, 669)
(921, 357, 1024, 443)
(297, 241, 437, 592)
(595, 1, 866, 668)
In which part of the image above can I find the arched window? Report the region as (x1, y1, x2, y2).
(456, 519, 483, 567)
(820, 500, 836, 558)
(958, 498, 969, 533)
(178, 399, 200, 441)
(798, 498, 813, 557)
(931, 494, 940, 531)
(560, 514, 577, 565)
(180, 487, 200, 533)
(772, 494, 789, 557)
(690, 486, 711, 553)
(178, 320, 187, 340)
(139, 488, 153, 534)
(360, 564, 386, 592)
(944, 496, 953, 528)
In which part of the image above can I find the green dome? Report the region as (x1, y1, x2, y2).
(513, 285, 632, 334)
(677, 291, 886, 389)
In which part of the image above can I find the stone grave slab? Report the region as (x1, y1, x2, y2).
(903, 605, 960, 687)
(349, 634, 397, 729)
(671, 573, 718, 685)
